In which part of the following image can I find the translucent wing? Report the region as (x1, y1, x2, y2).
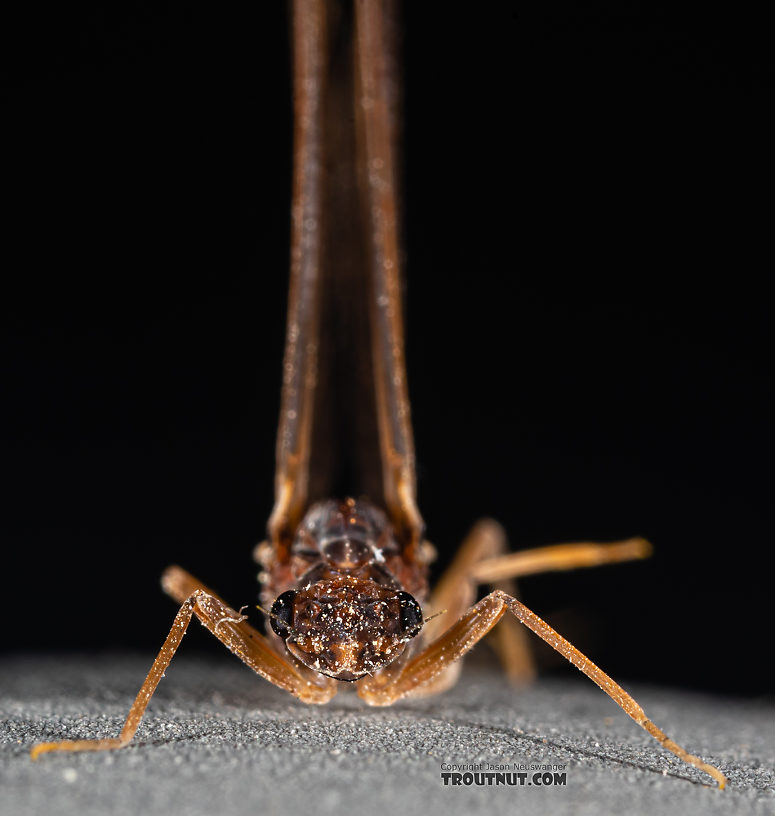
(268, 0, 326, 558)
(268, 0, 423, 560)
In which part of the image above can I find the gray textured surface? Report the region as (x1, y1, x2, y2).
(2, 653, 773, 816)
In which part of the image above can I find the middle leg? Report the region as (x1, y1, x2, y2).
(424, 519, 535, 687)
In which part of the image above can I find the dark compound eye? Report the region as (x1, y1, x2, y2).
(397, 591, 423, 638)
(269, 590, 297, 639)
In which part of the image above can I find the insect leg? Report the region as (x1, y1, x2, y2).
(472, 533, 652, 683)
(470, 536, 652, 584)
(159, 566, 337, 703)
(425, 523, 650, 687)
(357, 589, 726, 789)
(31, 568, 337, 758)
(425, 520, 535, 687)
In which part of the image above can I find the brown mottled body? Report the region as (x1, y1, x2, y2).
(30, 0, 727, 791)
(261, 498, 426, 680)
(259, 499, 428, 610)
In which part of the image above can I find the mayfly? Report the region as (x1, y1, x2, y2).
(31, 0, 726, 789)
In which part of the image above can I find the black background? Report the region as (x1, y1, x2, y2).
(2, 3, 772, 697)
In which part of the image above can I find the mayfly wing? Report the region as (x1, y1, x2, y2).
(269, 0, 424, 561)
(354, 0, 424, 557)
(267, 0, 326, 558)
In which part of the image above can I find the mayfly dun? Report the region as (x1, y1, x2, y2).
(31, 0, 726, 790)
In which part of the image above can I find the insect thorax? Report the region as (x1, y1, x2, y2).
(262, 498, 425, 680)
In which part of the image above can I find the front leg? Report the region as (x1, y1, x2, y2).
(357, 589, 726, 789)
(31, 567, 337, 758)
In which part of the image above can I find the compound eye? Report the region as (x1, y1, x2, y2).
(396, 591, 423, 638)
(269, 590, 297, 639)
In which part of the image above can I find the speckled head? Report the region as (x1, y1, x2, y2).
(269, 575, 423, 680)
